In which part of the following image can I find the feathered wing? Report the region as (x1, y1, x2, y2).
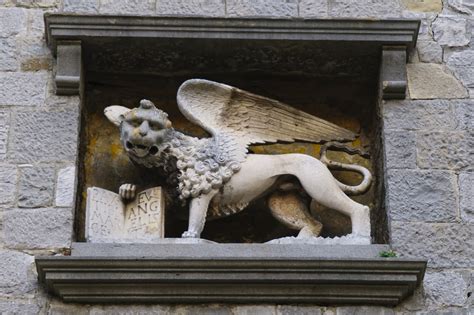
(177, 79, 356, 160)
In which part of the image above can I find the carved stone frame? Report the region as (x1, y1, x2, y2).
(37, 14, 425, 305)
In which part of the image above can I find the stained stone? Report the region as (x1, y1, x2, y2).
(407, 63, 468, 99)
(432, 15, 470, 47)
(277, 305, 323, 315)
(89, 305, 171, 315)
(232, 305, 276, 315)
(156, 0, 225, 17)
(387, 170, 458, 222)
(336, 306, 395, 315)
(18, 165, 55, 208)
(402, 0, 442, 12)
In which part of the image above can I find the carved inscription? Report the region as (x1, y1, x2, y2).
(86, 187, 164, 243)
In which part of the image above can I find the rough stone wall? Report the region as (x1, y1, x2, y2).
(0, 0, 472, 314)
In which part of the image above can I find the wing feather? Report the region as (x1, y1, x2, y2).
(177, 79, 356, 148)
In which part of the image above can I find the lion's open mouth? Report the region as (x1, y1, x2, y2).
(126, 141, 159, 157)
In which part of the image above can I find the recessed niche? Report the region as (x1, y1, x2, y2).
(77, 37, 382, 243)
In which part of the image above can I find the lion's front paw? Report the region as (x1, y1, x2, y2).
(181, 231, 199, 238)
(119, 183, 136, 201)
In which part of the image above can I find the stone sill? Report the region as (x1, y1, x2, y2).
(36, 243, 426, 305)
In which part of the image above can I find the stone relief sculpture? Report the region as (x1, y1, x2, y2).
(104, 79, 372, 243)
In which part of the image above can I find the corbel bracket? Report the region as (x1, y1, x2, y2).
(55, 40, 82, 95)
(381, 46, 407, 100)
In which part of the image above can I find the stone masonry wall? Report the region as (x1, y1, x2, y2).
(0, 0, 472, 314)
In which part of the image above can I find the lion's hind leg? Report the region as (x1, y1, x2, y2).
(267, 191, 322, 238)
(283, 154, 371, 238)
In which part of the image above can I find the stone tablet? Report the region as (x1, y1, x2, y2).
(85, 187, 164, 243)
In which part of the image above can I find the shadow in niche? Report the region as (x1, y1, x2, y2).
(76, 70, 382, 243)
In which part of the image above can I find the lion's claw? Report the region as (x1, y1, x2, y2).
(181, 231, 199, 238)
(119, 183, 136, 200)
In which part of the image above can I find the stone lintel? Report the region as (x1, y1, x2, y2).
(36, 243, 426, 305)
(381, 46, 408, 100)
(55, 40, 81, 95)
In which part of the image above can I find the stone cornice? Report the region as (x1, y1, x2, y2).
(44, 14, 420, 51)
(36, 243, 426, 305)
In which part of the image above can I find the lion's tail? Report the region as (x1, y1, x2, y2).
(319, 142, 372, 196)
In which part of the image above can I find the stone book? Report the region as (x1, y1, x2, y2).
(85, 187, 164, 243)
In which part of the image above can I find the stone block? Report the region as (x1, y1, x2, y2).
(335, 306, 395, 315)
(0, 8, 27, 37)
(172, 305, 232, 315)
(417, 40, 442, 63)
(459, 172, 473, 223)
(448, 0, 474, 14)
(0, 37, 18, 71)
(99, 0, 155, 15)
(0, 300, 40, 315)
(0, 164, 17, 206)
(0, 110, 9, 159)
(28, 9, 45, 38)
(89, 304, 170, 315)
(10, 110, 79, 163)
(454, 100, 474, 130)
(62, 0, 98, 13)
(48, 302, 89, 315)
(0, 72, 47, 106)
(383, 130, 417, 169)
(299, 0, 328, 17)
(18, 165, 55, 208)
(390, 222, 473, 268)
(232, 305, 276, 315)
(156, 0, 225, 17)
(417, 130, 473, 171)
(277, 305, 323, 315)
(424, 271, 468, 307)
(0, 250, 35, 295)
(382, 100, 457, 131)
(2, 208, 73, 249)
(227, 0, 298, 17)
(402, 0, 442, 12)
(407, 63, 468, 99)
(55, 166, 76, 207)
(387, 170, 458, 222)
(328, 0, 402, 18)
(447, 50, 474, 89)
(432, 15, 470, 47)
(10, 0, 58, 8)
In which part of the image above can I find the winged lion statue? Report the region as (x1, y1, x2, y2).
(105, 79, 372, 240)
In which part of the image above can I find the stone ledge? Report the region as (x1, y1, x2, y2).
(36, 243, 426, 305)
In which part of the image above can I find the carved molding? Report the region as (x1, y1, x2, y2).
(36, 243, 426, 305)
(381, 46, 408, 100)
(55, 40, 82, 95)
(44, 14, 419, 96)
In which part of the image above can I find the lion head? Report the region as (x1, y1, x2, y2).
(105, 99, 173, 158)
